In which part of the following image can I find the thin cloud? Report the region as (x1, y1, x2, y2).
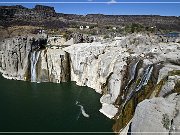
(108, 0, 117, 4)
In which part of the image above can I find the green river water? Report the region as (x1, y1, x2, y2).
(0, 75, 114, 133)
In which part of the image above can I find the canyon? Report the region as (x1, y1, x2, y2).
(0, 5, 180, 31)
(0, 32, 180, 134)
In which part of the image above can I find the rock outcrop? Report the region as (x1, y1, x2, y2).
(127, 93, 180, 135)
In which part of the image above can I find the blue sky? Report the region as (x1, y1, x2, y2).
(0, 0, 180, 16)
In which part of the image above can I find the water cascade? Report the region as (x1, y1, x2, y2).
(123, 65, 153, 107)
(124, 61, 140, 92)
(135, 65, 153, 92)
(30, 51, 41, 82)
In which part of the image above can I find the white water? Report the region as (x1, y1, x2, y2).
(76, 101, 90, 119)
(130, 61, 139, 82)
(78, 104, 90, 118)
(123, 65, 153, 106)
(135, 65, 153, 92)
(124, 61, 139, 91)
(30, 51, 40, 82)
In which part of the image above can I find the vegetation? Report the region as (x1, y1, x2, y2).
(124, 23, 157, 34)
(174, 80, 180, 93)
(103, 35, 110, 39)
(162, 114, 170, 130)
(168, 70, 180, 76)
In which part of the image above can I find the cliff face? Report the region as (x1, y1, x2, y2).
(0, 35, 47, 80)
(0, 5, 66, 28)
(0, 34, 180, 133)
(0, 5, 56, 20)
(64, 41, 130, 118)
(0, 35, 70, 83)
(37, 49, 70, 83)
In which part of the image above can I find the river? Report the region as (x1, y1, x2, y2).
(0, 75, 114, 133)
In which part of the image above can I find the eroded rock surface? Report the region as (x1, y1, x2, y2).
(38, 48, 70, 83)
(130, 93, 179, 135)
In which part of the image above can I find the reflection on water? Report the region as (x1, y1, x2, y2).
(0, 75, 114, 132)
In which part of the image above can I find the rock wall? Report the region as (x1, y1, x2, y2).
(0, 35, 70, 83)
(64, 41, 130, 118)
(37, 48, 70, 83)
(0, 35, 47, 80)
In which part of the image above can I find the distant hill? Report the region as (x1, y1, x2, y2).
(0, 5, 180, 31)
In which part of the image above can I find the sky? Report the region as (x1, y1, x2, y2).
(0, 0, 180, 16)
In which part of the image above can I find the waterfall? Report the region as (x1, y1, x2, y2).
(129, 61, 139, 83)
(124, 61, 139, 91)
(123, 65, 153, 107)
(30, 51, 40, 82)
(135, 65, 153, 92)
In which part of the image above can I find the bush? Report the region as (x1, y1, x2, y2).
(162, 114, 170, 130)
(103, 35, 109, 39)
(124, 23, 145, 34)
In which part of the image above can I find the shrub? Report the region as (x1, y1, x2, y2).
(162, 113, 170, 130)
(103, 35, 109, 39)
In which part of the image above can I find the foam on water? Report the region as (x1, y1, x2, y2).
(76, 101, 90, 119)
